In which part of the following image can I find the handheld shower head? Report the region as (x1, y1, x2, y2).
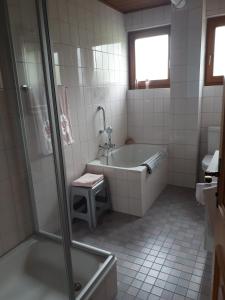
(106, 126, 112, 134)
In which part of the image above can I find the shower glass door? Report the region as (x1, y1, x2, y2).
(5, 0, 74, 299)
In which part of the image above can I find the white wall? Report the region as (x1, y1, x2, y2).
(125, 2, 206, 188)
(127, 89, 170, 144)
(125, 1, 224, 188)
(8, 0, 62, 235)
(125, 6, 171, 146)
(206, 0, 225, 16)
(169, 0, 206, 188)
(48, 0, 128, 184)
(200, 86, 223, 161)
(125, 5, 171, 31)
(0, 2, 33, 256)
(199, 0, 225, 172)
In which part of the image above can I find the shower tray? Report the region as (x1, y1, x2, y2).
(0, 237, 117, 300)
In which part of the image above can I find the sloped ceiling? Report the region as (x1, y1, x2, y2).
(100, 0, 171, 13)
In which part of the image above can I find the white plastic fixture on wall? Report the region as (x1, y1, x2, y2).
(171, 0, 186, 9)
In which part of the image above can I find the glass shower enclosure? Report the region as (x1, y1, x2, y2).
(3, 0, 75, 299)
(0, 1, 117, 300)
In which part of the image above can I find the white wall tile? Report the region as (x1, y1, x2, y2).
(125, 5, 171, 32)
(47, 0, 128, 183)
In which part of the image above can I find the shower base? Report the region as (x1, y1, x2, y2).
(0, 236, 117, 300)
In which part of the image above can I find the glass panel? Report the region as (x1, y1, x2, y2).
(213, 25, 225, 76)
(135, 34, 169, 81)
(6, 0, 73, 299)
(7, 0, 61, 235)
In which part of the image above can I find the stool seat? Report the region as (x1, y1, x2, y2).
(70, 174, 111, 229)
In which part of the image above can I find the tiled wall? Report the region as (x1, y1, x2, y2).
(127, 89, 170, 145)
(48, 0, 128, 185)
(0, 87, 33, 256)
(169, 0, 206, 188)
(7, 0, 128, 237)
(125, 1, 223, 188)
(125, 6, 171, 146)
(87, 155, 168, 217)
(8, 0, 62, 234)
(206, 0, 225, 16)
(125, 5, 171, 31)
(3, 0, 224, 250)
(200, 86, 223, 161)
(125, 2, 206, 188)
(198, 0, 225, 176)
(0, 5, 33, 256)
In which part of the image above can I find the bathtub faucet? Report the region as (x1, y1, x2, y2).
(99, 143, 115, 151)
(99, 139, 115, 152)
(99, 126, 115, 157)
(106, 126, 114, 148)
(99, 140, 115, 165)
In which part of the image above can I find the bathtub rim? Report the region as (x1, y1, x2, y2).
(87, 159, 146, 172)
(88, 143, 168, 171)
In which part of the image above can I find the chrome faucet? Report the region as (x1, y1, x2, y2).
(106, 126, 114, 148)
(98, 127, 115, 165)
(97, 106, 115, 161)
(99, 126, 115, 151)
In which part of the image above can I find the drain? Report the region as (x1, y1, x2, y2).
(74, 282, 82, 292)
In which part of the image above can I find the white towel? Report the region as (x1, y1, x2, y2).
(140, 149, 167, 174)
(37, 109, 53, 155)
(26, 87, 53, 156)
(72, 173, 104, 187)
(25, 85, 74, 156)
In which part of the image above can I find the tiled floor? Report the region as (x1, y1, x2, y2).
(72, 185, 212, 300)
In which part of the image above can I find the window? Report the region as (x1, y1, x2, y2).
(205, 16, 225, 86)
(128, 26, 170, 89)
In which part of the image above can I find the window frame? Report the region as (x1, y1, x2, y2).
(128, 26, 170, 90)
(205, 16, 225, 86)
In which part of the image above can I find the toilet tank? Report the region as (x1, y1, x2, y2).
(208, 126, 220, 154)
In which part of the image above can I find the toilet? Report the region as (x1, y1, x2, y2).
(202, 126, 220, 172)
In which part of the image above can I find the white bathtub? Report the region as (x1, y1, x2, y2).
(87, 144, 168, 217)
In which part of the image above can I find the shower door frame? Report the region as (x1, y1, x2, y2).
(3, 0, 75, 299)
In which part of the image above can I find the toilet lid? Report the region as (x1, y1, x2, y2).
(202, 155, 213, 171)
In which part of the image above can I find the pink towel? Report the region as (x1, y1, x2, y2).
(57, 85, 74, 146)
(72, 173, 104, 187)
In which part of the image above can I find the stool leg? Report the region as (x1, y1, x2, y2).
(90, 190, 97, 228)
(70, 190, 74, 221)
(105, 179, 112, 211)
(86, 191, 93, 230)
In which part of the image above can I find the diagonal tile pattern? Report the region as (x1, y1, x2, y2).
(72, 185, 212, 300)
